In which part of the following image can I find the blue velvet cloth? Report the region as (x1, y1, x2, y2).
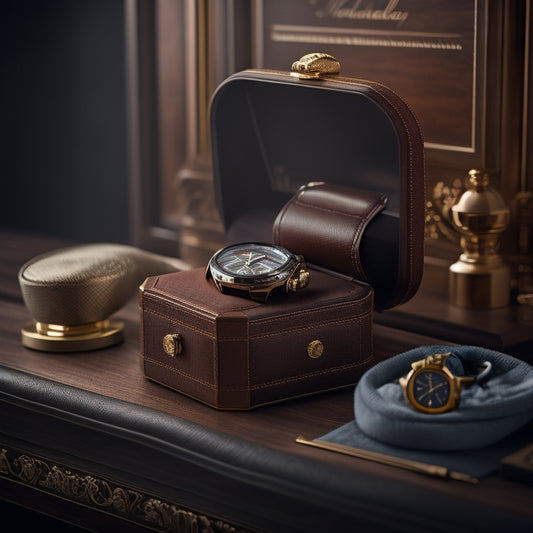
(321, 345, 533, 478)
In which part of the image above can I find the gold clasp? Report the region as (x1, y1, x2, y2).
(291, 53, 340, 80)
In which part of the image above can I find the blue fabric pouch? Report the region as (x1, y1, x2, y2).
(320, 345, 533, 478)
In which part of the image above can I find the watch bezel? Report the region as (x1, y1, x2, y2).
(206, 242, 307, 301)
(210, 243, 296, 286)
(401, 364, 458, 414)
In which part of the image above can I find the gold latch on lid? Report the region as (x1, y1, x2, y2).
(291, 53, 341, 80)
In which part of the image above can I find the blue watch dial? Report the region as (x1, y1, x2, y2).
(412, 370, 451, 409)
(215, 243, 291, 277)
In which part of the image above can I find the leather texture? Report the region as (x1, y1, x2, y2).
(142, 68, 426, 409)
(141, 268, 373, 409)
(18, 244, 186, 325)
(272, 182, 388, 282)
(210, 69, 425, 310)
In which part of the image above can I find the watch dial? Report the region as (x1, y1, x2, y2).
(412, 370, 451, 410)
(215, 244, 291, 277)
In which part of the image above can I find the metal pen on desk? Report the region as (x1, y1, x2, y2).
(296, 436, 478, 484)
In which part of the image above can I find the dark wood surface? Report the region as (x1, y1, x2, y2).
(1, 228, 533, 530)
(378, 287, 533, 354)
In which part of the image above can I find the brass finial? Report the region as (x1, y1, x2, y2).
(449, 169, 511, 308)
(468, 168, 489, 191)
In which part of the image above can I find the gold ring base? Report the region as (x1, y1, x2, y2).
(21, 320, 124, 352)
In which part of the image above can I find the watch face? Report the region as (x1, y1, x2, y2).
(412, 370, 451, 411)
(212, 243, 292, 280)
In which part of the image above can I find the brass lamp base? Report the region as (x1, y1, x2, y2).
(21, 320, 124, 352)
(449, 261, 511, 309)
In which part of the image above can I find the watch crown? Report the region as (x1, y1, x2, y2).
(288, 268, 310, 292)
(299, 269, 310, 288)
(426, 352, 450, 367)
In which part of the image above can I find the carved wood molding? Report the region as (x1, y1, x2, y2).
(126, 1, 530, 264)
(0, 444, 248, 532)
(126, 0, 252, 266)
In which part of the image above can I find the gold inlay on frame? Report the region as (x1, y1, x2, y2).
(0, 444, 249, 532)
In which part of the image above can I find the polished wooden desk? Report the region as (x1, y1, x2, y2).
(1, 229, 533, 532)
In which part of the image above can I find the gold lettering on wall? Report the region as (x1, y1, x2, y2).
(314, 0, 409, 26)
(255, 0, 478, 151)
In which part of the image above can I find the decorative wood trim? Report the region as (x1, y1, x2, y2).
(0, 444, 248, 532)
(126, 1, 529, 265)
(125, 1, 252, 267)
(251, 0, 528, 257)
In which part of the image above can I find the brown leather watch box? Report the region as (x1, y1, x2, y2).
(140, 61, 425, 409)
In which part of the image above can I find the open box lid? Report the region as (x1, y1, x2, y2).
(210, 60, 425, 310)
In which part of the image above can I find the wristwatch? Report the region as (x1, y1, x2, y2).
(399, 352, 490, 414)
(206, 242, 310, 303)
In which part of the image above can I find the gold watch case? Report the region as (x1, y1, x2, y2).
(399, 353, 475, 414)
(206, 242, 309, 303)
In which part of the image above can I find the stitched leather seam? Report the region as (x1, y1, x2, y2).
(350, 193, 388, 280)
(144, 308, 215, 339)
(213, 329, 218, 387)
(251, 354, 374, 390)
(151, 279, 259, 313)
(291, 198, 367, 219)
(338, 78, 422, 305)
(275, 74, 423, 308)
(272, 201, 288, 243)
(250, 314, 369, 340)
(144, 356, 215, 387)
(145, 291, 372, 324)
(246, 317, 251, 389)
(143, 354, 373, 392)
(252, 291, 373, 324)
(252, 306, 372, 327)
(359, 81, 418, 302)
(143, 312, 374, 391)
(144, 293, 218, 325)
(143, 303, 372, 339)
(145, 291, 257, 322)
(281, 193, 387, 281)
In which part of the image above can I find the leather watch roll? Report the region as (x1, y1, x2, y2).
(272, 182, 388, 282)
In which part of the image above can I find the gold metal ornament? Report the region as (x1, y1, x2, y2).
(21, 320, 124, 353)
(163, 333, 183, 357)
(307, 340, 324, 359)
(288, 269, 310, 292)
(18, 244, 186, 352)
(296, 436, 478, 483)
(449, 169, 511, 308)
(291, 53, 341, 79)
(0, 445, 245, 531)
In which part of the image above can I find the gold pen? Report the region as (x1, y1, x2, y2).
(296, 436, 478, 484)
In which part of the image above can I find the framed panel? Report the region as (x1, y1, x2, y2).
(251, 0, 526, 256)
(127, 0, 528, 267)
(254, 0, 481, 158)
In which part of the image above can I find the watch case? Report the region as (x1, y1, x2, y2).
(140, 63, 425, 409)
